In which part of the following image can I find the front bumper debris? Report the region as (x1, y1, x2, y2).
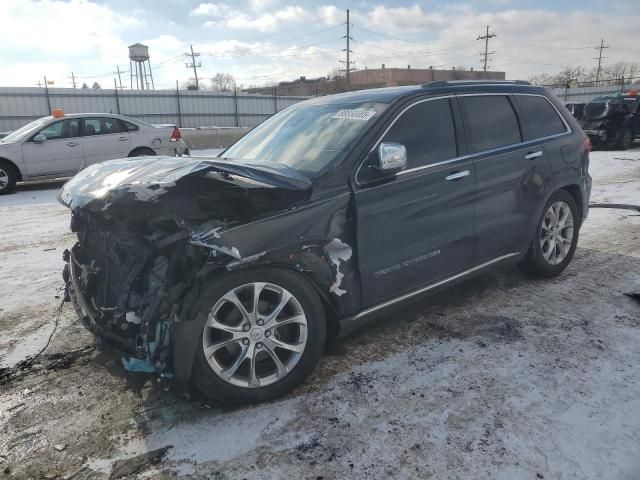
(583, 129, 607, 142)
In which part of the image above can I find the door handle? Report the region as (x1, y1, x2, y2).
(118, 136, 128, 141)
(445, 170, 470, 181)
(66, 141, 79, 147)
(524, 150, 543, 160)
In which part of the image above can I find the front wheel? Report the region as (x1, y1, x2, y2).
(615, 126, 634, 150)
(191, 268, 326, 404)
(0, 162, 17, 195)
(519, 190, 580, 278)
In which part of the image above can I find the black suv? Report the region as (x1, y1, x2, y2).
(580, 91, 640, 149)
(60, 80, 592, 404)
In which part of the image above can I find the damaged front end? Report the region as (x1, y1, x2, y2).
(60, 156, 312, 377)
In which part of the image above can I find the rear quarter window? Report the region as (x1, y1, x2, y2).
(514, 95, 567, 140)
(122, 120, 139, 132)
(460, 95, 522, 153)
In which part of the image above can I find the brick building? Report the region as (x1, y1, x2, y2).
(243, 65, 506, 97)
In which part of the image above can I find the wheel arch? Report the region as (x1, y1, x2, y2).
(128, 146, 156, 157)
(559, 183, 583, 225)
(0, 157, 22, 181)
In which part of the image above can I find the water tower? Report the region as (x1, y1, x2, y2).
(128, 43, 155, 90)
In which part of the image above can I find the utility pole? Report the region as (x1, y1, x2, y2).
(69, 72, 77, 88)
(477, 25, 496, 78)
(340, 9, 354, 87)
(594, 38, 609, 85)
(114, 65, 124, 90)
(185, 44, 201, 90)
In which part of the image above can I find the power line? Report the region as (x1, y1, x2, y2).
(594, 38, 609, 85)
(477, 25, 496, 77)
(352, 24, 461, 47)
(185, 44, 202, 89)
(497, 35, 593, 51)
(268, 23, 344, 46)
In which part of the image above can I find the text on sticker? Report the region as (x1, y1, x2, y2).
(332, 109, 376, 121)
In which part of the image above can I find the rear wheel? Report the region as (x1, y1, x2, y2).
(0, 161, 17, 195)
(519, 190, 579, 278)
(128, 147, 156, 157)
(191, 268, 326, 404)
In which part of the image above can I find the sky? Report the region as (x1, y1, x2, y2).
(0, 0, 638, 89)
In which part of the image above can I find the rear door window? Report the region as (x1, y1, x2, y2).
(381, 98, 457, 169)
(461, 95, 522, 153)
(513, 95, 567, 140)
(82, 117, 123, 136)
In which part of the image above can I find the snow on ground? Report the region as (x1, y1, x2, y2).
(0, 149, 638, 479)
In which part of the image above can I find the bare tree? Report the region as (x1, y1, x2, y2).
(555, 65, 586, 86)
(603, 61, 640, 82)
(328, 68, 347, 93)
(529, 73, 553, 86)
(210, 73, 236, 92)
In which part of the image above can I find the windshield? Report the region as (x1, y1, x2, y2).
(222, 101, 388, 176)
(590, 94, 630, 105)
(1, 117, 50, 143)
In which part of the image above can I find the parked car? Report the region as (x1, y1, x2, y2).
(0, 112, 187, 194)
(59, 80, 591, 404)
(564, 102, 585, 120)
(579, 91, 640, 149)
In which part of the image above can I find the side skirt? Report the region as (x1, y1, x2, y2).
(339, 252, 521, 336)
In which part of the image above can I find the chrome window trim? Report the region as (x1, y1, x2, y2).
(344, 251, 521, 324)
(355, 92, 572, 187)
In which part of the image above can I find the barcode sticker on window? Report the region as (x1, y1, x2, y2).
(332, 109, 376, 121)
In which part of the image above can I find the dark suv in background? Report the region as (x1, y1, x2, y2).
(580, 92, 640, 149)
(60, 80, 591, 404)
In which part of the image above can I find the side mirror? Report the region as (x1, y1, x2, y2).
(32, 134, 47, 143)
(376, 142, 407, 174)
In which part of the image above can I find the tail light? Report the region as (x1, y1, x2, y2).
(170, 127, 181, 142)
(582, 136, 591, 153)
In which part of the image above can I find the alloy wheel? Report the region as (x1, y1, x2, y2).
(202, 282, 308, 388)
(0, 168, 8, 191)
(540, 201, 574, 265)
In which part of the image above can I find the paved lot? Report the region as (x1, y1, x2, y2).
(0, 150, 639, 479)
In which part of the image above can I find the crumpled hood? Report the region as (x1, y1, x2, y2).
(58, 155, 312, 214)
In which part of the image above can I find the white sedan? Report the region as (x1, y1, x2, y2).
(0, 112, 188, 194)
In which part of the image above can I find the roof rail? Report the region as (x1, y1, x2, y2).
(422, 80, 531, 88)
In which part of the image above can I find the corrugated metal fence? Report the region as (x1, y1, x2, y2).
(0, 87, 310, 131)
(550, 81, 638, 104)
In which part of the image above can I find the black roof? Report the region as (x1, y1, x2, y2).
(306, 80, 544, 106)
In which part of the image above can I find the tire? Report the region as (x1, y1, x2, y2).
(615, 126, 633, 150)
(0, 161, 17, 195)
(519, 190, 580, 278)
(128, 147, 156, 157)
(191, 267, 326, 404)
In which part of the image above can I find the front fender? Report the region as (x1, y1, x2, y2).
(172, 192, 359, 387)
(188, 192, 359, 317)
